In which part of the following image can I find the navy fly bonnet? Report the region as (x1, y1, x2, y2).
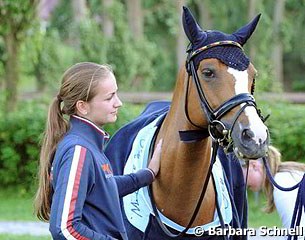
(182, 6, 261, 71)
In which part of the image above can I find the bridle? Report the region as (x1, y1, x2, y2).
(182, 40, 261, 148)
(149, 41, 267, 239)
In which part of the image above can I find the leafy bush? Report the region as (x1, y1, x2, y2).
(77, 19, 108, 64)
(259, 100, 305, 162)
(0, 100, 47, 190)
(20, 26, 76, 93)
(1, 98, 305, 190)
(0, 100, 144, 190)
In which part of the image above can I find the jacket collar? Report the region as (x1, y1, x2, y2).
(70, 115, 109, 151)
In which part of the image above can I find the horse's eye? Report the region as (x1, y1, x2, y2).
(201, 69, 215, 78)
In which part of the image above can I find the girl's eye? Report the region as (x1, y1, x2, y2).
(106, 93, 115, 101)
(202, 69, 215, 78)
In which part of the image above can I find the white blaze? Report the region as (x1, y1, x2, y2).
(227, 67, 268, 144)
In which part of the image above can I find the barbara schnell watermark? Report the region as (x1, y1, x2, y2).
(194, 226, 304, 237)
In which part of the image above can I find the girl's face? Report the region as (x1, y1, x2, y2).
(85, 73, 122, 126)
(244, 160, 264, 192)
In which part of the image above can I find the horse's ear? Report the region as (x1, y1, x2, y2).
(233, 14, 261, 46)
(182, 6, 207, 46)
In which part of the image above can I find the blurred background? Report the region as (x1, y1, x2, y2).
(0, 0, 305, 239)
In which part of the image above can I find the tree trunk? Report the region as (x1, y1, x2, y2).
(38, 0, 59, 21)
(271, 0, 285, 92)
(70, 0, 88, 47)
(197, 0, 213, 29)
(34, 53, 46, 92)
(72, 0, 87, 24)
(126, 0, 143, 88)
(4, 32, 19, 111)
(126, 0, 143, 39)
(248, 0, 259, 61)
(102, 0, 114, 38)
(176, 0, 187, 68)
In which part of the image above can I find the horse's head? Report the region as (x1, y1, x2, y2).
(182, 6, 269, 159)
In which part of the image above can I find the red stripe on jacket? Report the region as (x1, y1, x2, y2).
(67, 146, 90, 240)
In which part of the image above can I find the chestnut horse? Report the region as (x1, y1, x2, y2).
(105, 6, 269, 240)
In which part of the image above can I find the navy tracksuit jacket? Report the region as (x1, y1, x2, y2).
(49, 115, 155, 240)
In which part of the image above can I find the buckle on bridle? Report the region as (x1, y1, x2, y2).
(208, 120, 229, 142)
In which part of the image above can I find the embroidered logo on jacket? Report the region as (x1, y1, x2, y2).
(102, 163, 113, 178)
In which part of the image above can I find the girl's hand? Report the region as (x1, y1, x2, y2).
(148, 139, 163, 178)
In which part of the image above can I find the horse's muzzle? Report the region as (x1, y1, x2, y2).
(232, 127, 269, 159)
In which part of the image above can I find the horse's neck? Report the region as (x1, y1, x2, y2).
(153, 103, 216, 227)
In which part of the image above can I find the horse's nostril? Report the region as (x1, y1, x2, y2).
(241, 129, 254, 142)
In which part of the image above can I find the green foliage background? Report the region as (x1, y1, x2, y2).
(0, 0, 305, 189)
(0, 98, 304, 190)
(260, 101, 305, 162)
(1, 0, 305, 93)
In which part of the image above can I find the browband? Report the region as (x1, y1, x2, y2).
(189, 40, 243, 61)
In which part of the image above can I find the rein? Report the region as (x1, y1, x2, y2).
(262, 157, 305, 240)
